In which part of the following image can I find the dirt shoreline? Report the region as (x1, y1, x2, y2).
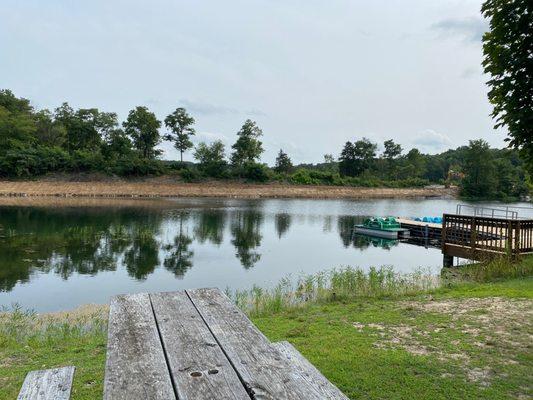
(0, 179, 458, 200)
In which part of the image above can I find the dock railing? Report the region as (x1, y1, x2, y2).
(442, 214, 533, 259)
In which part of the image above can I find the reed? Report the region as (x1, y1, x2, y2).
(227, 265, 438, 317)
(0, 304, 107, 346)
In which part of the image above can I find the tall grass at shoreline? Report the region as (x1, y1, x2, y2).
(0, 304, 107, 346)
(227, 266, 438, 317)
(228, 257, 533, 316)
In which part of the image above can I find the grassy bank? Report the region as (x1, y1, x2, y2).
(1, 258, 531, 399)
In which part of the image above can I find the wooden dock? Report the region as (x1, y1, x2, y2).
(441, 214, 533, 261)
(397, 218, 442, 241)
(397, 215, 533, 264)
(104, 288, 348, 399)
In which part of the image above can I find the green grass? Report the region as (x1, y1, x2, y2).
(0, 306, 107, 400)
(0, 259, 532, 399)
(253, 279, 533, 399)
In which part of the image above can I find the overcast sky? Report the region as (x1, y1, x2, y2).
(0, 0, 506, 164)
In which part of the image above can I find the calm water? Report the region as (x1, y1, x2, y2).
(0, 197, 531, 312)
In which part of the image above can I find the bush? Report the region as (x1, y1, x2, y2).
(0, 146, 70, 177)
(106, 157, 167, 176)
(289, 169, 321, 185)
(237, 162, 270, 182)
(179, 167, 203, 182)
(70, 150, 105, 172)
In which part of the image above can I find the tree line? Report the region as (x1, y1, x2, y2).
(0, 89, 530, 200)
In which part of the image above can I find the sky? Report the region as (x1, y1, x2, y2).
(0, 0, 506, 164)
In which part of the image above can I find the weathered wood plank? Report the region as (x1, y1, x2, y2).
(104, 293, 176, 400)
(187, 288, 324, 399)
(17, 366, 75, 400)
(150, 291, 249, 400)
(272, 341, 349, 400)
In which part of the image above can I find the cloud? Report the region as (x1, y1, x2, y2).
(193, 131, 231, 145)
(431, 17, 488, 43)
(412, 130, 453, 153)
(178, 99, 239, 116)
(177, 100, 267, 118)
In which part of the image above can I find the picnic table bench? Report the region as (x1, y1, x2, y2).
(104, 288, 348, 399)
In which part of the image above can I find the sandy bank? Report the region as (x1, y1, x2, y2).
(0, 179, 458, 200)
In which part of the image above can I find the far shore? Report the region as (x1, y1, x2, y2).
(0, 178, 458, 201)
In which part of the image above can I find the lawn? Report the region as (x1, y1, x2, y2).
(0, 274, 531, 399)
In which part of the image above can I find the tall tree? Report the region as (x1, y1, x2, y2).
(123, 106, 161, 159)
(482, 0, 533, 173)
(230, 119, 264, 166)
(383, 139, 402, 161)
(164, 108, 195, 162)
(339, 139, 378, 177)
(274, 149, 293, 174)
(339, 141, 356, 177)
(461, 139, 497, 198)
(383, 139, 403, 179)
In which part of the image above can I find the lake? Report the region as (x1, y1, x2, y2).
(0, 197, 531, 312)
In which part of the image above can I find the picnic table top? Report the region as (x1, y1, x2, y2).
(103, 288, 348, 399)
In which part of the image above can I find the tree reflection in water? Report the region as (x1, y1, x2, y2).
(0, 205, 398, 292)
(163, 212, 194, 278)
(230, 209, 263, 269)
(274, 213, 291, 239)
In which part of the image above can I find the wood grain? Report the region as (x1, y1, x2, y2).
(150, 291, 249, 400)
(187, 288, 324, 399)
(17, 366, 75, 400)
(103, 293, 176, 400)
(272, 341, 349, 399)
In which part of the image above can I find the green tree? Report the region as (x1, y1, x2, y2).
(230, 119, 264, 166)
(383, 139, 402, 161)
(339, 138, 377, 177)
(101, 128, 133, 159)
(0, 89, 32, 113)
(338, 142, 356, 177)
(193, 140, 227, 177)
(0, 105, 36, 151)
(34, 110, 67, 147)
(274, 149, 293, 174)
(123, 106, 161, 159)
(482, 0, 533, 173)
(460, 139, 497, 198)
(164, 108, 195, 162)
(402, 148, 426, 179)
(383, 139, 403, 179)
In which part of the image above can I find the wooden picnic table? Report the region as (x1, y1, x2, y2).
(103, 288, 348, 399)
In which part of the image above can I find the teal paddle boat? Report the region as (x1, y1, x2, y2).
(354, 217, 410, 239)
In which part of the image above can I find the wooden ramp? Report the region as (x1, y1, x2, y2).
(104, 288, 348, 399)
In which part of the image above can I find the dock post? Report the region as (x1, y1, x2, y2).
(443, 254, 454, 267)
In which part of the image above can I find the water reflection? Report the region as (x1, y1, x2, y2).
(230, 209, 263, 269)
(0, 202, 422, 292)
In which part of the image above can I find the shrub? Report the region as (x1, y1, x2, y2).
(238, 162, 270, 182)
(107, 157, 167, 176)
(180, 167, 203, 182)
(0, 146, 70, 177)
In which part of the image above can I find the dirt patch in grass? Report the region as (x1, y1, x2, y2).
(351, 297, 533, 391)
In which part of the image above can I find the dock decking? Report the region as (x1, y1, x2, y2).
(104, 288, 348, 399)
